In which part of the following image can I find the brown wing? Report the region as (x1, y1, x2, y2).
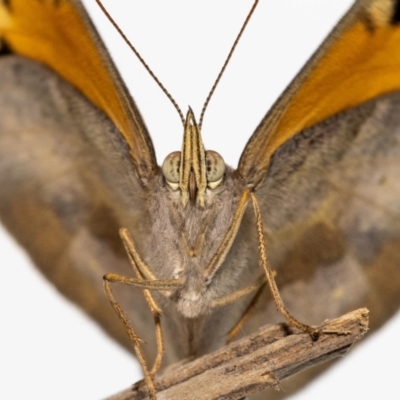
(234, 1, 400, 398)
(245, 88, 400, 400)
(0, 0, 157, 181)
(238, 0, 400, 188)
(0, 0, 160, 356)
(0, 56, 159, 355)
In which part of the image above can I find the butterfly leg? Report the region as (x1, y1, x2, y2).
(119, 228, 165, 375)
(103, 277, 157, 400)
(140, 290, 164, 375)
(104, 269, 182, 400)
(211, 275, 266, 309)
(211, 275, 266, 343)
(226, 282, 266, 344)
(250, 193, 320, 340)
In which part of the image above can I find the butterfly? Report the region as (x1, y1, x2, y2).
(0, 0, 400, 398)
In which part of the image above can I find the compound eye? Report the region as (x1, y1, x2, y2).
(205, 150, 225, 189)
(162, 151, 181, 190)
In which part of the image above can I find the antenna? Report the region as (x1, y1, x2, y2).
(199, 0, 259, 129)
(95, 0, 185, 126)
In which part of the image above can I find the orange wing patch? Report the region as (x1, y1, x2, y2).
(0, 0, 156, 181)
(239, 0, 400, 187)
(271, 1, 400, 154)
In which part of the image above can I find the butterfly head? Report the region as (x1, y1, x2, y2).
(161, 108, 225, 207)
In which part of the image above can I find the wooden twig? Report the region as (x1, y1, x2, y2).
(107, 308, 369, 400)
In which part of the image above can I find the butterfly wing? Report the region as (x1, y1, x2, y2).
(0, 0, 157, 181)
(246, 92, 400, 400)
(0, 0, 158, 354)
(238, 0, 400, 188)
(235, 1, 400, 398)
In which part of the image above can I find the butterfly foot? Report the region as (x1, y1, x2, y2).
(307, 327, 320, 341)
(311, 330, 320, 341)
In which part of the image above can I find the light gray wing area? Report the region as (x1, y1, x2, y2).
(0, 55, 156, 355)
(245, 91, 400, 399)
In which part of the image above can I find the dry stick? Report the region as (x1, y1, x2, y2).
(106, 308, 369, 400)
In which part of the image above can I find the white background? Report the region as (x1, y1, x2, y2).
(1, 1, 400, 399)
